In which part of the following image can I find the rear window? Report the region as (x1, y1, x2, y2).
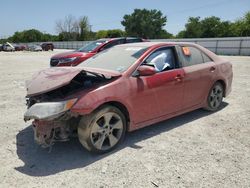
(179, 46, 212, 67)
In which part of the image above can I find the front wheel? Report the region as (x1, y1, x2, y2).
(78, 105, 126, 153)
(204, 82, 224, 111)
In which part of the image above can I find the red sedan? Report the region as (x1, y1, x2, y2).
(24, 42, 233, 153)
(50, 37, 145, 67)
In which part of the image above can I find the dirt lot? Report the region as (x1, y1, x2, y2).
(0, 50, 249, 188)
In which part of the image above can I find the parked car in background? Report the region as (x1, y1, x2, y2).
(50, 37, 146, 67)
(0, 44, 3, 51)
(28, 44, 42, 51)
(14, 44, 27, 51)
(24, 42, 233, 153)
(2, 42, 15, 51)
(41, 42, 54, 51)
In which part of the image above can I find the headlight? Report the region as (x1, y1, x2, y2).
(59, 57, 78, 64)
(24, 98, 77, 121)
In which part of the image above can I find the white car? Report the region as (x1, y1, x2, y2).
(2, 42, 15, 51)
(28, 44, 42, 51)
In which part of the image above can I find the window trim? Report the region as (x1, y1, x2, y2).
(201, 52, 213, 63)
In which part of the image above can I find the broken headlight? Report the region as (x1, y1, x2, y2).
(24, 98, 77, 121)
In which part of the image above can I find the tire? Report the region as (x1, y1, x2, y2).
(204, 82, 224, 111)
(78, 105, 126, 153)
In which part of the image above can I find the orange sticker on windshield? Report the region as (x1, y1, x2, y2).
(182, 47, 191, 56)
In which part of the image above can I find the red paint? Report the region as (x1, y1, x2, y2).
(51, 37, 145, 67)
(27, 42, 233, 132)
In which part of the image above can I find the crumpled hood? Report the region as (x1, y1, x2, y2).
(26, 67, 121, 97)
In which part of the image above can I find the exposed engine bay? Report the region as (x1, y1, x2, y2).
(24, 70, 113, 149)
(26, 71, 109, 107)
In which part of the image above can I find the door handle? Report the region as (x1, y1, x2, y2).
(210, 66, 216, 72)
(174, 74, 183, 82)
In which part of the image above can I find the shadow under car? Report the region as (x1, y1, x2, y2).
(15, 102, 228, 176)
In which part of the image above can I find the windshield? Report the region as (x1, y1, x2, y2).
(77, 40, 107, 52)
(79, 45, 149, 73)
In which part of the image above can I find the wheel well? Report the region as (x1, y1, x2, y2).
(97, 101, 130, 127)
(216, 80, 226, 97)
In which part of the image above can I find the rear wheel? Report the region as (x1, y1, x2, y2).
(78, 105, 126, 153)
(205, 82, 224, 111)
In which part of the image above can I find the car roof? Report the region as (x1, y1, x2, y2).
(116, 41, 200, 48)
(97, 37, 141, 42)
(118, 41, 221, 62)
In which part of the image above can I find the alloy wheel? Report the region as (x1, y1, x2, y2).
(90, 112, 124, 151)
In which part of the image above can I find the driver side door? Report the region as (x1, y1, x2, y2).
(129, 47, 185, 125)
(143, 47, 185, 117)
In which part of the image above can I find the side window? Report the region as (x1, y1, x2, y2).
(180, 46, 204, 67)
(202, 53, 212, 63)
(144, 48, 176, 72)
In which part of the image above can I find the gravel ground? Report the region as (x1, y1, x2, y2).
(0, 50, 249, 188)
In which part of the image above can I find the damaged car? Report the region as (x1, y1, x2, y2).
(24, 42, 233, 153)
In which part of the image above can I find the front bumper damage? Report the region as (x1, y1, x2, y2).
(25, 112, 76, 148)
(24, 99, 78, 148)
(32, 119, 69, 148)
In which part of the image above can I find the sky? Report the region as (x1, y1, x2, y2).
(0, 0, 249, 38)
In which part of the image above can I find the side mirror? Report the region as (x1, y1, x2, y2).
(136, 65, 156, 76)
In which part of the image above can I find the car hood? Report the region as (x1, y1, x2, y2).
(51, 51, 94, 59)
(26, 67, 121, 97)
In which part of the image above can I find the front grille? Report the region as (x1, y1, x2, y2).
(50, 59, 59, 66)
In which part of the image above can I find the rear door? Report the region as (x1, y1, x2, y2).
(177, 45, 216, 109)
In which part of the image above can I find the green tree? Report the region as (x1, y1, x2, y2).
(178, 17, 203, 38)
(78, 16, 90, 40)
(58, 32, 79, 41)
(121, 9, 167, 39)
(96, 30, 108, 38)
(24, 29, 43, 42)
(176, 30, 185, 38)
(159, 30, 174, 39)
(106, 29, 125, 38)
(177, 16, 237, 38)
(232, 11, 250, 36)
(95, 29, 125, 39)
(241, 11, 250, 36)
(12, 31, 24, 42)
(217, 21, 235, 37)
(12, 29, 43, 42)
(201, 16, 223, 37)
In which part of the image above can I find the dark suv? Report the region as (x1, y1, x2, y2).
(50, 37, 146, 67)
(41, 42, 54, 51)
